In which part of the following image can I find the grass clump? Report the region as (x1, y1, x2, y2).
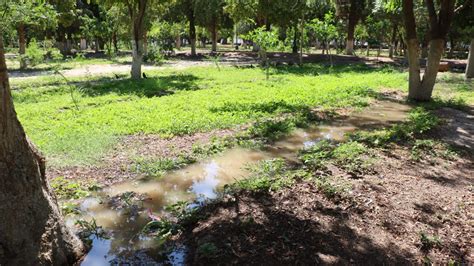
(196, 242, 220, 259)
(299, 140, 373, 176)
(411, 139, 457, 161)
(230, 159, 297, 192)
(420, 232, 442, 250)
(351, 107, 439, 147)
(50, 176, 99, 199)
(132, 155, 196, 177)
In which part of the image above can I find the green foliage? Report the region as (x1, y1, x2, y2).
(232, 159, 296, 192)
(247, 118, 294, 141)
(13, 65, 407, 167)
(144, 46, 166, 65)
(300, 140, 373, 175)
(164, 201, 200, 224)
(132, 156, 196, 177)
(352, 108, 439, 146)
(420, 232, 442, 250)
(196, 242, 220, 259)
(60, 202, 81, 216)
(75, 218, 107, 241)
(143, 218, 180, 240)
(23, 39, 44, 67)
(411, 139, 457, 161)
(50, 177, 91, 199)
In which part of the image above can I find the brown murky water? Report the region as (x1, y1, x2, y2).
(74, 101, 410, 265)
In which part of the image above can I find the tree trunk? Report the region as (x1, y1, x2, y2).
(389, 24, 397, 58)
(94, 38, 100, 53)
(299, 14, 305, 66)
(406, 38, 423, 99)
(366, 43, 370, 56)
(465, 38, 474, 79)
(189, 14, 197, 56)
(418, 39, 444, 100)
(143, 31, 148, 56)
(211, 18, 218, 53)
(448, 37, 455, 59)
(128, 0, 147, 79)
(131, 39, 143, 79)
(345, 0, 358, 55)
(0, 35, 84, 266)
(176, 34, 181, 49)
(18, 23, 27, 70)
(112, 32, 119, 53)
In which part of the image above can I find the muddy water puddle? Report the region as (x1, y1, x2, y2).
(74, 101, 410, 265)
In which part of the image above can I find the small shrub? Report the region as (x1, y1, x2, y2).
(232, 159, 295, 192)
(299, 140, 333, 170)
(333, 141, 372, 174)
(196, 242, 220, 259)
(420, 232, 442, 250)
(411, 139, 457, 161)
(144, 46, 165, 65)
(247, 118, 294, 141)
(23, 39, 45, 67)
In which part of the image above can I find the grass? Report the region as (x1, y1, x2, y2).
(10, 63, 471, 168)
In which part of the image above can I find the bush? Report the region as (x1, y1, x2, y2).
(144, 46, 165, 65)
(23, 39, 45, 66)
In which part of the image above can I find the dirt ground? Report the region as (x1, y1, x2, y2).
(176, 107, 474, 265)
(47, 129, 235, 186)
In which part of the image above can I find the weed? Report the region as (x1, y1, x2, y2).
(247, 118, 294, 141)
(299, 140, 373, 175)
(75, 218, 107, 242)
(143, 218, 180, 240)
(333, 141, 373, 174)
(231, 159, 297, 192)
(192, 137, 235, 157)
(420, 232, 442, 250)
(132, 155, 196, 177)
(411, 139, 457, 161)
(50, 177, 90, 199)
(352, 107, 439, 147)
(60, 202, 81, 216)
(196, 242, 220, 259)
(164, 201, 201, 225)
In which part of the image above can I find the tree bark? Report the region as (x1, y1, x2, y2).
(389, 24, 398, 58)
(403, 0, 455, 101)
(211, 18, 218, 53)
(345, 0, 358, 55)
(176, 35, 181, 49)
(127, 0, 147, 79)
(0, 35, 84, 265)
(465, 38, 474, 79)
(189, 12, 197, 56)
(18, 23, 27, 70)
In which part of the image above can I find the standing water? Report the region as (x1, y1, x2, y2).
(74, 101, 410, 265)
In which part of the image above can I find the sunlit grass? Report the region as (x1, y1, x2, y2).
(11, 63, 469, 168)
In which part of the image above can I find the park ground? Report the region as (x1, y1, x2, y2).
(8, 48, 474, 264)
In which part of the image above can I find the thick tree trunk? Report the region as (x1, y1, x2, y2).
(464, 38, 474, 79)
(406, 38, 422, 99)
(0, 36, 84, 265)
(345, 0, 358, 55)
(18, 23, 27, 70)
(131, 39, 143, 79)
(418, 39, 444, 99)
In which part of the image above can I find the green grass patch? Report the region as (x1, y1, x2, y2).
(12, 64, 410, 167)
(351, 107, 439, 146)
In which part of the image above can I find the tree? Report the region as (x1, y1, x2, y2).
(195, 0, 226, 52)
(402, 0, 455, 101)
(7, 0, 57, 69)
(0, 34, 84, 265)
(335, 0, 372, 55)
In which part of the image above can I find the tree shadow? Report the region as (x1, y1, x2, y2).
(182, 189, 416, 265)
(81, 74, 201, 98)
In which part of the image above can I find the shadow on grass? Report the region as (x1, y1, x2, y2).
(81, 74, 201, 98)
